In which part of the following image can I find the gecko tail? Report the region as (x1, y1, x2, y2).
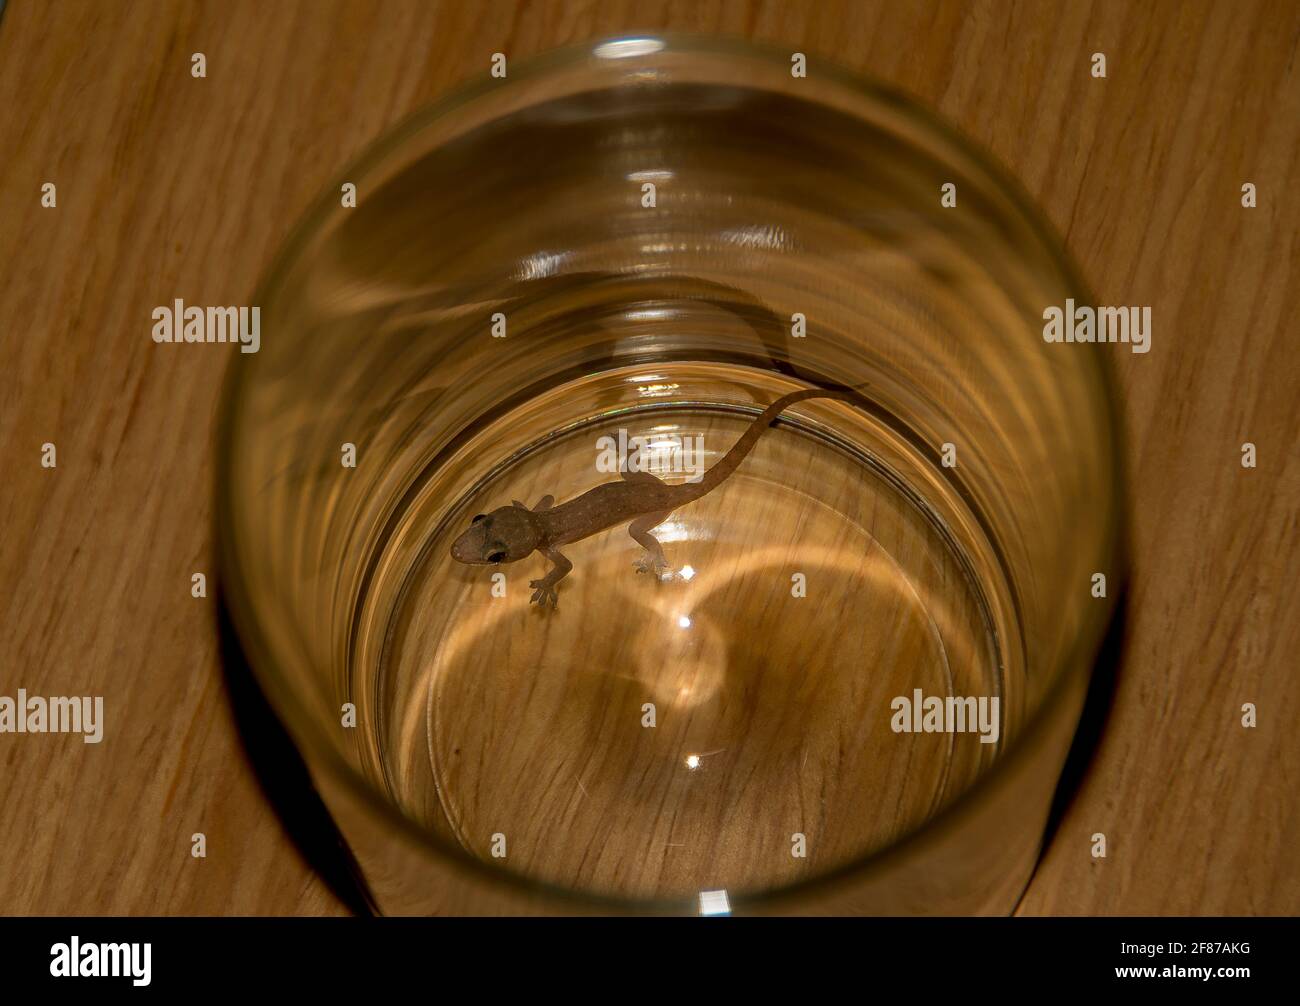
(688, 386, 863, 498)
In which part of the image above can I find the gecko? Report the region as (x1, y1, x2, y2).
(449, 388, 858, 607)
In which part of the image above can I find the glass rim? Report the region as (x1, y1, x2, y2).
(214, 31, 1128, 913)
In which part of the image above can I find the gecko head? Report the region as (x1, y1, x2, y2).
(450, 504, 540, 565)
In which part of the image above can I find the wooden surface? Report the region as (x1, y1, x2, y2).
(1, 0, 1296, 914)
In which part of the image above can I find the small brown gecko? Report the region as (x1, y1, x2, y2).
(450, 388, 856, 607)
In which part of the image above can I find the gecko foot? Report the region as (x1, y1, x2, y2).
(529, 579, 559, 608)
(633, 554, 669, 578)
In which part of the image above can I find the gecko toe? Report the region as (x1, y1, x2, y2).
(634, 555, 670, 578)
(529, 584, 559, 608)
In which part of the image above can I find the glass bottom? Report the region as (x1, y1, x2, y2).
(353, 361, 1011, 903)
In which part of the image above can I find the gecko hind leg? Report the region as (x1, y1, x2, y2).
(629, 510, 674, 579)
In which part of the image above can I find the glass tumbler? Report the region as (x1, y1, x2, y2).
(216, 35, 1123, 915)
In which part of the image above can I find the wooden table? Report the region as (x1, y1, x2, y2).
(1, 0, 1295, 915)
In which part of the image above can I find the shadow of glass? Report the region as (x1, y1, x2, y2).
(214, 585, 375, 915)
(1036, 585, 1130, 857)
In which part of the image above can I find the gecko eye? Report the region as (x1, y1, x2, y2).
(471, 513, 487, 524)
(486, 550, 507, 563)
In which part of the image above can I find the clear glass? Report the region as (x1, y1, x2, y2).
(217, 35, 1123, 914)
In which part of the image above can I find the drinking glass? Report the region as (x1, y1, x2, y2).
(216, 34, 1124, 915)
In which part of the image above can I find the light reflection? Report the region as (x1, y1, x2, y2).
(514, 249, 568, 280)
(685, 753, 701, 770)
(637, 383, 679, 397)
(720, 224, 791, 251)
(644, 437, 684, 451)
(652, 519, 689, 544)
(678, 614, 692, 629)
(698, 889, 730, 916)
(638, 242, 685, 256)
(593, 37, 665, 60)
(627, 169, 673, 182)
(679, 564, 696, 581)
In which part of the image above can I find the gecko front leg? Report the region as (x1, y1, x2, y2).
(529, 547, 572, 608)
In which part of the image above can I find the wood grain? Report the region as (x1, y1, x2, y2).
(0, 0, 1296, 914)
